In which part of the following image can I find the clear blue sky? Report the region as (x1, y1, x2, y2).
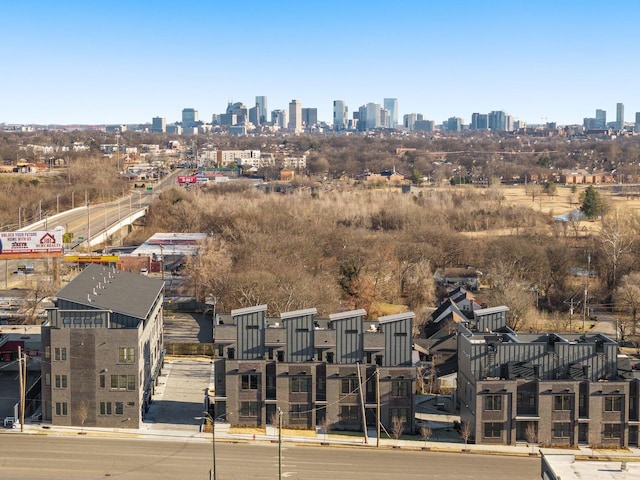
(2, 0, 639, 126)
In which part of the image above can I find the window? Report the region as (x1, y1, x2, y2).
(316, 376, 325, 391)
(45, 373, 50, 386)
(366, 352, 372, 364)
(100, 402, 113, 415)
(111, 375, 135, 391)
(484, 422, 502, 438)
(290, 404, 308, 421)
(340, 405, 359, 422)
(341, 378, 359, 394)
(217, 345, 224, 357)
(55, 402, 68, 416)
(55, 375, 68, 389)
(603, 423, 621, 439)
(242, 374, 259, 390)
(290, 376, 310, 393)
(276, 350, 284, 362)
(54, 347, 66, 361)
(604, 396, 622, 412)
(375, 355, 383, 366)
(240, 401, 259, 417)
(226, 347, 235, 360)
(484, 395, 502, 411)
(553, 395, 572, 411)
(118, 347, 135, 364)
(268, 347, 274, 360)
(326, 352, 334, 364)
(115, 402, 124, 415)
(45, 346, 50, 359)
(390, 407, 409, 424)
(552, 422, 571, 438)
(100, 374, 105, 388)
(391, 381, 409, 397)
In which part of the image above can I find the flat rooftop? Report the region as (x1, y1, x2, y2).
(542, 453, 639, 479)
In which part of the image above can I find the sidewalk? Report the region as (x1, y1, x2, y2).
(9, 421, 640, 462)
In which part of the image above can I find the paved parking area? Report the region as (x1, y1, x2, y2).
(143, 358, 213, 432)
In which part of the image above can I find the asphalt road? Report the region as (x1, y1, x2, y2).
(0, 435, 540, 480)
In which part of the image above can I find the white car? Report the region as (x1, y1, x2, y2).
(3, 416, 17, 428)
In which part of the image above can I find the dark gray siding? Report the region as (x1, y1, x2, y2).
(233, 306, 266, 360)
(381, 317, 412, 367)
(283, 312, 315, 363)
(333, 315, 363, 364)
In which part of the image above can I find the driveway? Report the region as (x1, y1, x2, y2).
(142, 358, 213, 432)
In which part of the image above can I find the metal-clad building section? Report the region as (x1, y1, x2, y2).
(329, 310, 366, 364)
(232, 305, 267, 360)
(379, 312, 414, 367)
(475, 306, 509, 332)
(282, 308, 317, 363)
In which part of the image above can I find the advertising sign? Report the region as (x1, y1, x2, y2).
(178, 175, 198, 184)
(0, 230, 64, 256)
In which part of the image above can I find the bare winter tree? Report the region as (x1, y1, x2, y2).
(420, 425, 432, 448)
(392, 418, 405, 440)
(460, 420, 473, 446)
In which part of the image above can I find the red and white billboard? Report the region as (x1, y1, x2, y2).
(0, 230, 64, 256)
(178, 175, 198, 184)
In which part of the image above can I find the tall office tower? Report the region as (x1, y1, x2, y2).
(226, 102, 248, 124)
(249, 106, 260, 126)
(365, 103, 381, 130)
(617, 103, 624, 130)
(403, 113, 419, 131)
(255, 96, 268, 124)
(333, 100, 348, 131)
(488, 110, 506, 131)
(302, 108, 318, 127)
(413, 119, 434, 132)
(505, 115, 514, 132)
(288, 99, 302, 133)
(446, 117, 463, 132)
(595, 109, 606, 129)
(380, 108, 390, 129)
(151, 116, 166, 133)
(383, 98, 398, 128)
(471, 113, 489, 130)
(182, 108, 198, 128)
(272, 109, 288, 129)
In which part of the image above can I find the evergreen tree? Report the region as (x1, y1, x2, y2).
(579, 185, 606, 219)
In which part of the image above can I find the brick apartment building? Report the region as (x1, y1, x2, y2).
(41, 264, 164, 428)
(213, 305, 415, 433)
(457, 309, 639, 447)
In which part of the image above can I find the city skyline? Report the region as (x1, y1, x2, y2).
(2, 1, 640, 125)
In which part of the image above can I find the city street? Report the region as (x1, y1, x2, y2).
(0, 435, 540, 480)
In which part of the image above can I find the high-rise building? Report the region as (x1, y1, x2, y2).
(182, 108, 198, 128)
(288, 99, 302, 133)
(226, 102, 248, 124)
(301, 108, 318, 127)
(333, 100, 348, 131)
(249, 106, 260, 126)
(617, 103, 624, 130)
(363, 103, 381, 130)
(596, 109, 606, 129)
(471, 113, 488, 130)
(446, 117, 463, 132)
(413, 119, 434, 132)
(151, 116, 166, 134)
(383, 98, 398, 128)
(403, 113, 422, 131)
(488, 111, 506, 131)
(272, 109, 288, 129)
(255, 96, 268, 124)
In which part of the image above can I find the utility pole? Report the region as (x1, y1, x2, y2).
(356, 363, 368, 444)
(18, 346, 25, 432)
(583, 252, 591, 332)
(376, 366, 381, 448)
(278, 407, 283, 480)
